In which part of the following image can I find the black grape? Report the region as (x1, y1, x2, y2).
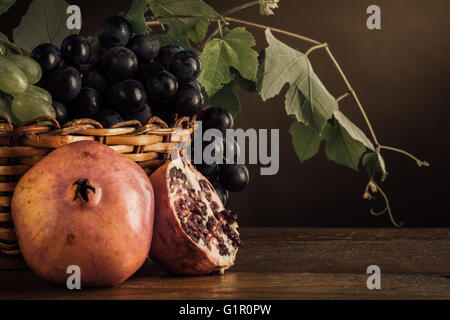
(197, 106, 234, 131)
(169, 50, 202, 82)
(72, 87, 103, 117)
(61, 34, 90, 65)
(47, 67, 81, 101)
(99, 16, 131, 49)
(101, 46, 138, 81)
(146, 71, 178, 103)
(127, 34, 160, 62)
(219, 164, 249, 192)
(110, 79, 148, 112)
(31, 43, 61, 74)
(95, 109, 124, 128)
(155, 44, 184, 69)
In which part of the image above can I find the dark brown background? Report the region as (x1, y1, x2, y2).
(1, 0, 448, 227)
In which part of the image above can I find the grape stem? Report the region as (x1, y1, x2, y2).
(146, 4, 429, 226)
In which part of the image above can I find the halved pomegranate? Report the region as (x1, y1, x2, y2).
(149, 157, 240, 274)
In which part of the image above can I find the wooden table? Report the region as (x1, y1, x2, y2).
(0, 228, 449, 300)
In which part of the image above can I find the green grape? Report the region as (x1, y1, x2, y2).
(0, 96, 17, 124)
(11, 92, 55, 123)
(0, 56, 28, 95)
(26, 85, 52, 105)
(5, 54, 42, 85)
(0, 44, 6, 56)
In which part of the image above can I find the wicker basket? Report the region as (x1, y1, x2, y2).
(0, 115, 194, 255)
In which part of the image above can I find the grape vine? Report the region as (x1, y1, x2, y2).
(142, 0, 429, 226)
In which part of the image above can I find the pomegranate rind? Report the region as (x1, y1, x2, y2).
(149, 159, 238, 275)
(11, 141, 154, 287)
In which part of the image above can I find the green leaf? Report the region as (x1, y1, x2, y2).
(0, 32, 21, 54)
(203, 71, 256, 116)
(204, 80, 241, 116)
(258, 29, 338, 134)
(126, 0, 149, 34)
(198, 27, 258, 96)
(0, 0, 15, 15)
(289, 121, 323, 162)
(13, 0, 78, 53)
(333, 110, 374, 150)
(149, 0, 221, 44)
(323, 119, 366, 171)
(362, 152, 388, 181)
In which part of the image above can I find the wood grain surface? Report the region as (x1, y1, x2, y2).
(0, 228, 449, 299)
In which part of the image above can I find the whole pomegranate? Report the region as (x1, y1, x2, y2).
(150, 157, 240, 274)
(11, 141, 154, 287)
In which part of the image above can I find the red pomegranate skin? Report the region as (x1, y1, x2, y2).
(11, 141, 154, 287)
(150, 162, 230, 274)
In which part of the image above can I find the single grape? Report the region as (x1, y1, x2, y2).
(127, 34, 160, 62)
(0, 96, 17, 124)
(31, 43, 61, 74)
(99, 16, 132, 49)
(183, 80, 201, 92)
(5, 54, 42, 85)
(52, 100, 70, 124)
(61, 34, 91, 65)
(72, 87, 103, 117)
(195, 163, 218, 178)
(135, 61, 164, 83)
(197, 106, 234, 131)
(169, 50, 202, 82)
(209, 179, 230, 206)
(219, 164, 249, 192)
(171, 84, 203, 116)
(95, 109, 123, 128)
(0, 56, 28, 95)
(82, 68, 109, 94)
(122, 104, 152, 126)
(101, 47, 138, 81)
(146, 70, 178, 103)
(223, 137, 241, 163)
(11, 92, 56, 123)
(110, 79, 148, 112)
(26, 85, 52, 105)
(47, 66, 82, 101)
(155, 44, 184, 69)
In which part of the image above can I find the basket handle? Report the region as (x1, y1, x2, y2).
(174, 116, 191, 129)
(63, 118, 103, 129)
(16, 116, 60, 129)
(111, 120, 142, 129)
(145, 116, 169, 129)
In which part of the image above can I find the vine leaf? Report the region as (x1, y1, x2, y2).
(126, 0, 149, 34)
(148, 0, 221, 44)
(333, 110, 374, 151)
(323, 118, 366, 171)
(0, 32, 21, 54)
(0, 0, 15, 15)
(258, 29, 338, 134)
(13, 0, 78, 53)
(197, 27, 258, 96)
(289, 122, 323, 162)
(363, 152, 388, 181)
(203, 72, 256, 116)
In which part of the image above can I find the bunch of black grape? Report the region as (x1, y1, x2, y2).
(195, 107, 249, 207)
(31, 16, 203, 128)
(31, 15, 249, 205)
